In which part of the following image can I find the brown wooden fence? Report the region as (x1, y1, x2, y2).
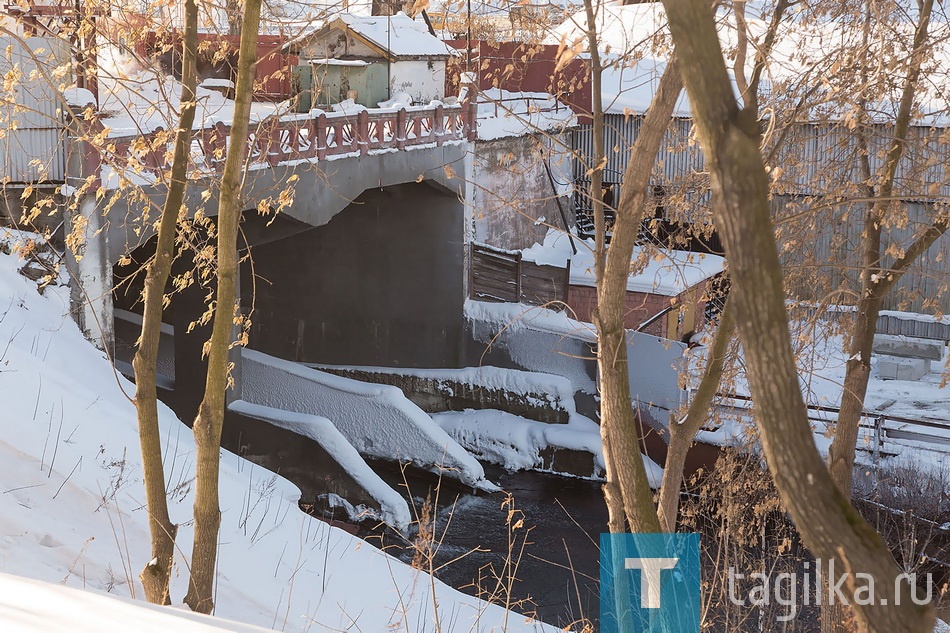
(470, 243, 570, 308)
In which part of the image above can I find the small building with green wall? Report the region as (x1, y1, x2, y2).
(286, 13, 457, 111)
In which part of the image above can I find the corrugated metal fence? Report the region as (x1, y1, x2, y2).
(791, 303, 950, 341)
(0, 37, 69, 183)
(572, 115, 950, 313)
(573, 115, 950, 199)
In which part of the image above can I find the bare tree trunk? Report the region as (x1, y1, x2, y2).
(657, 299, 733, 532)
(828, 0, 939, 497)
(132, 0, 198, 605)
(579, 0, 623, 534)
(225, 0, 244, 36)
(582, 0, 606, 284)
(661, 1, 935, 630)
(595, 57, 683, 535)
(652, 0, 783, 535)
(183, 0, 262, 614)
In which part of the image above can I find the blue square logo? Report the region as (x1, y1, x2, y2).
(600, 533, 700, 633)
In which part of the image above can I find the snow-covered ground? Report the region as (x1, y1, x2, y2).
(794, 329, 950, 423)
(691, 319, 950, 470)
(698, 323, 950, 423)
(0, 572, 275, 632)
(0, 231, 554, 632)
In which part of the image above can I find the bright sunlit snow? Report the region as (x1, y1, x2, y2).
(0, 232, 555, 632)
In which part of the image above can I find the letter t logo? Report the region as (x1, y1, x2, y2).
(625, 557, 679, 609)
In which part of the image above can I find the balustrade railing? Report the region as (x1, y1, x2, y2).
(96, 100, 477, 180)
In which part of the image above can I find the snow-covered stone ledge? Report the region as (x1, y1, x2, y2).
(313, 364, 576, 424)
(240, 349, 496, 491)
(228, 400, 412, 530)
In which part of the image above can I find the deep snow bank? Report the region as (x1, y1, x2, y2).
(0, 235, 552, 632)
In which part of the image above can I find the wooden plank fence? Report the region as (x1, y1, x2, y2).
(470, 242, 569, 308)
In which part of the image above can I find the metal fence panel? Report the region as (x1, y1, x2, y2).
(0, 36, 69, 183)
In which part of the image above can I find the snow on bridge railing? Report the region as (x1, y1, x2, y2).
(90, 100, 478, 182)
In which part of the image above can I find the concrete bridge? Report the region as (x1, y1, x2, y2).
(81, 100, 492, 519)
(69, 98, 708, 528)
(69, 101, 477, 361)
(85, 102, 476, 264)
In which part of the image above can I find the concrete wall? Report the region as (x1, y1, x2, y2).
(389, 60, 446, 103)
(464, 301, 686, 414)
(245, 182, 465, 368)
(239, 349, 488, 489)
(471, 134, 573, 251)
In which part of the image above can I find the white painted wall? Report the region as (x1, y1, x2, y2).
(469, 132, 573, 250)
(389, 59, 446, 104)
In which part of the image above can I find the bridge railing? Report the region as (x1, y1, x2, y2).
(711, 391, 950, 459)
(100, 100, 477, 180)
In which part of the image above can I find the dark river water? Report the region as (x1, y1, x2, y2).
(217, 408, 608, 628)
(359, 464, 609, 631)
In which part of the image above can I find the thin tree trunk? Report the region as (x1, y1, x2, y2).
(132, 0, 198, 605)
(579, 0, 622, 533)
(225, 0, 244, 36)
(657, 299, 733, 532)
(183, 0, 262, 614)
(595, 58, 682, 535)
(661, 1, 935, 630)
(582, 0, 606, 283)
(821, 11, 874, 631)
(828, 0, 936, 497)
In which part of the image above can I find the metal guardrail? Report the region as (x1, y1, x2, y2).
(712, 392, 950, 461)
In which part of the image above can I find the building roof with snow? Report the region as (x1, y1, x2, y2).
(287, 13, 457, 61)
(475, 88, 577, 140)
(548, 1, 950, 122)
(522, 229, 726, 297)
